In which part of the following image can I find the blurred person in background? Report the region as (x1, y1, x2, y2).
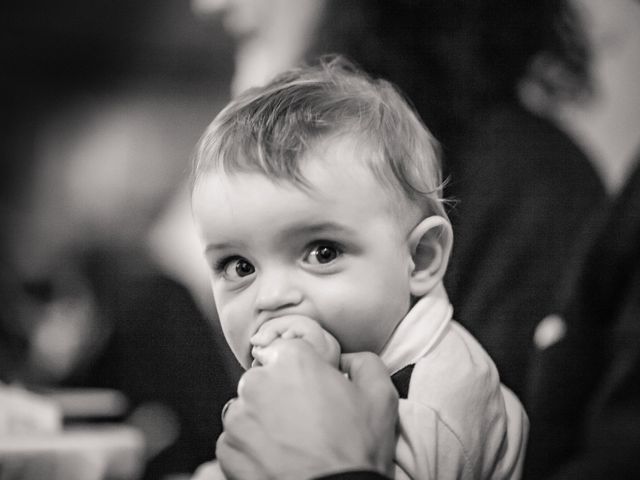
(523, 0, 640, 477)
(525, 142, 640, 479)
(2, 1, 237, 478)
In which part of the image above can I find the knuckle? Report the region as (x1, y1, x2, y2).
(218, 414, 245, 450)
(382, 382, 399, 410)
(237, 369, 261, 397)
(358, 351, 379, 363)
(376, 374, 398, 397)
(215, 432, 228, 457)
(221, 398, 239, 427)
(386, 388, 400, 410)
(273, 338, 311, 364)
(221, 397, 236, 418)
(273, 341, 296, 360)
(265, 317, 287, 331)
(274, 337, 300, 355)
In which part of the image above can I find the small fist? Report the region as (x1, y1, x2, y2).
(251, 315, 341, 368)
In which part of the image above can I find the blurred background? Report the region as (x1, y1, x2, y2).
(1, 2, 237, 479)
(1, 1, 639, 479)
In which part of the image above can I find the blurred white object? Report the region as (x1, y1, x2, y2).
(522, 0, 640, 194)
(43, 388, 129, 421)
(533, 314, 567, 350)
(562, 0, 640, 193)
(127, 402, 180, 461)
(0, 424, 144, 480)
(192, 0, 325, 96)
(0, 384, 61, 435)
(191, 460, 225, 480)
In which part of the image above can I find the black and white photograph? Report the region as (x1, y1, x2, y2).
(2, 1, 640, 479)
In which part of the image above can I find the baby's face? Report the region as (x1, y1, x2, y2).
(192, 137, 416, 369)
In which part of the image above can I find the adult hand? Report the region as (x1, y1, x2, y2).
(216, 339, 398, 480)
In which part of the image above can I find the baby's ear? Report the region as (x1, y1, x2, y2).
(407, 216, 453, 297)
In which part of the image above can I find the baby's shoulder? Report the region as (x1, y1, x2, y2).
(406, 320, 502, 412)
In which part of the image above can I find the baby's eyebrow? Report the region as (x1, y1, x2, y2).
(279, 221, 356, 239)
(204, 241, 240, 254)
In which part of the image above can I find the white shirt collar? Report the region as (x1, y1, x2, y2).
(379, 282, 453, 375)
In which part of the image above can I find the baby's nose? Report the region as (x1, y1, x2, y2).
(254, 270, 303, 313)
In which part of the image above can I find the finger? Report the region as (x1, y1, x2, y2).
(220, 397, 237, 423)
(252, 337, 317, 367)
(341, 352, 397, 398)
(250, 323, 282, 347)
(217, 429, 265, 480)
(219, 399, 261, 452)
(279, 329, 300, 340)
(215, 431, 228, 459)
(192, 460, 223, 480)
(221, 397, 244, 433)
(341, 352, 398, 474)
(250, 341, 279, 366)
(236, 367, 262, 399)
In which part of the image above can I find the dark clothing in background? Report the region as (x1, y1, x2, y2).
(444, 103, 606, 397)
(524, 158, 640, 479)
(66, 251, 235, 479)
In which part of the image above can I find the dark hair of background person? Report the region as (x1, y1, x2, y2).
(306, 0, 591, 151)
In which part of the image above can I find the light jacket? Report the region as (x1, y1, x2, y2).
(381, 283, 529, 479)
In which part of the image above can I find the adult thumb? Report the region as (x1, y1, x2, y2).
(340, 351, 399, 478)
(341, 352, 397, 398)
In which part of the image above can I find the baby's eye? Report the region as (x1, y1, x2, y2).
(218, 257, 255, 280)
(233, 259, 255, 277)
(305, 243, 342, 265)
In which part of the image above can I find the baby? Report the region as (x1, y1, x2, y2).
(191, 58, 528, 479)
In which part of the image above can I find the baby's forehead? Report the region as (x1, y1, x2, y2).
(195, 131, 419, 216)
(302, 135, 418, 204)
(199, 167, 417, 232)
(193, 168, 418, 253)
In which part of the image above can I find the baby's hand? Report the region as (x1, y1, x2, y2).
(251, 316, 341, 368)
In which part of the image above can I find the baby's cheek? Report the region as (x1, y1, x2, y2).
(219, 308, 253, 370)
(333, 307, 397, 354)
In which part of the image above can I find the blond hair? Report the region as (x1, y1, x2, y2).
(192, 56, 447, 218)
